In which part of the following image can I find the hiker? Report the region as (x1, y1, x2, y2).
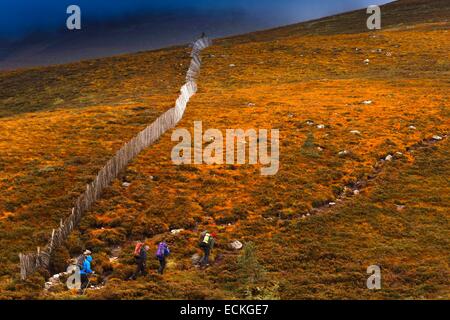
(155, 240, 170, 274)
(130, 242, 149, 280)
(79, 253, 94, 289)
(198, 231, 215, 267)
(76, 249, 91, 271)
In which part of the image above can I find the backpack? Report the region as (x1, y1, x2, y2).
(76, 254, 85, 269)
(134, 242, 144, 257)
(199, 233, 212, 248)
(156, 242, 170, 258)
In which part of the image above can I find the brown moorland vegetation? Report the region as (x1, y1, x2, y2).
(0, 0, 448, 299)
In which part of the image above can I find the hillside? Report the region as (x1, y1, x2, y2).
(0, 0, 449, 299)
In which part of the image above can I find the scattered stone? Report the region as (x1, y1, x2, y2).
(395, 152, 403, 157)
(229, 64, 236, 67)
(229, 240, 243, 250)
(362, 100, 372, 105)
(338, 150, 349, 156)
(364, 59, 370, 64)
(247, 102, 256, 107)
(432, 135, 443, 141)
(376, 49, 383, 53)
(350, 130, 361, 135)
(306, 213, 311, 217)
(385, 154, 393, 161)
(329, 202, 336, 206)
(122, 182, 131, 187)
(408, 125, 416, 130)
(170, 229, 184, 235)
(396, 205, 405, 211)
(317, 124, 325, 129)
(191, 253, 201, 265)
(317, 147, 323, 152)
(353, 190, 360, 195)
(386, 52, 392, 57)
(306, 120, 314, 126)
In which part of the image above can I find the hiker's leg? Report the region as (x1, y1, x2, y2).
(199, 248, 205, 265)
(160, 257, 166, 274)
(204, 247, 210, 265)
(81, 274, 88, 289)
(133, 260, 143, 278)
(141, 262, 147, 276)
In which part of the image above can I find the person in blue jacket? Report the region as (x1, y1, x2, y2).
(80, 255, 93, 289)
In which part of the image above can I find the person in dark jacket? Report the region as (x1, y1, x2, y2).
(131, 245, 149, 280)
(199, 231, 215, 267)
(156, 241, 170, 275)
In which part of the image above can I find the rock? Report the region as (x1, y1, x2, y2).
(396, 205, 405, 211)
(362, 100, 372, 105)
(317, 124, 325, 129)
(229, 64, 236, 67)
(386, 52, 392, 57)
(364, 59, 370, 64)
(306, 120, 314, 126)
(44, 282, 53, 290)
(122, 182, 131, 187)
(170, 229, 184, 235)
(432, 135, 443, 141)
(306, 213, 311, 217)
(191, 253, 201, 265)
(229, 240, 243, 250)
(329, 202, 336, 206)
(408, 125, 416, 130)
(350, 130, 361, 135)
(338, 150, 349, 156)
(247, 102, 256, 107)
(317, 147, 323, 152)
(395, 152, 403, 157)
(353, 190, 360, 195)
(385, 154, 393, 161)
(343, 186, 353, 195)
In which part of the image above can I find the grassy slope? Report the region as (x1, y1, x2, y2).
(0, 0, 449, 299)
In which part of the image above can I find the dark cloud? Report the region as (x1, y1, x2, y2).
(1, 0, 392, 41)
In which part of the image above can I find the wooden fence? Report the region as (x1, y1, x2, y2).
(19, 37, 212, 280)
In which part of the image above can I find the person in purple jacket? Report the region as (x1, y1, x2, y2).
(156, 240, 170, 275)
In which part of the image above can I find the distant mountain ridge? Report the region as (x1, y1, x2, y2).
(0, 9, 271, 71)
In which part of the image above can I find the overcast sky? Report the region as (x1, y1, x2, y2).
(1, 0, 393, 41)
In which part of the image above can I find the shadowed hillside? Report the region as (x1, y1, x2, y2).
(0, 0, 448, 299)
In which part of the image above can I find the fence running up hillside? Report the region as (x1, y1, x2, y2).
(18, 37, 212, 280)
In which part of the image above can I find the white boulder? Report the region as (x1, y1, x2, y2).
(229, 240, 243, 250)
